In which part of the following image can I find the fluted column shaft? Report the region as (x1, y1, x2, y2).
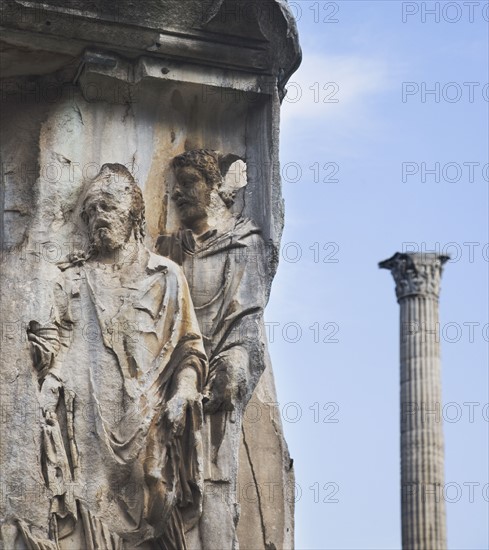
(399, 293, 446, 549)
(380, 253, 449, 550)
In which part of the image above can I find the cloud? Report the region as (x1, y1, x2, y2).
(281, 53, 396, 123)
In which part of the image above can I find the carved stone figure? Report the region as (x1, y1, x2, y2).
(1, 2, 300, 548)
(157, 150, 268, 549)
(25, 164, 207, 549)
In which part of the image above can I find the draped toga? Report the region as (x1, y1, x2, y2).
(157, 217, 267, 478)
(23, 250, 207, 549)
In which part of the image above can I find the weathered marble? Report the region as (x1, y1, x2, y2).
(380, 252, 449, 550)
(0, 1, 301, 548)
(26, 164, 207, 549)
(157, 150, 275, 549)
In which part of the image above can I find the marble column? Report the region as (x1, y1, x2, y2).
(379, 252, 449, 550)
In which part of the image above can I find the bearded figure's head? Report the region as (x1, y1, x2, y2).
(81, 164, 145, 254)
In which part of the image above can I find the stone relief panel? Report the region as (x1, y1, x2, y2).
(18, 164, 208, 549)
(157, 150, 268, 549)
(1, 91, 290, 546)
(1, 19, 298, 544)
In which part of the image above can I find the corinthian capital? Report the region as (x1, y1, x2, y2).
(379, 252, 449, 300)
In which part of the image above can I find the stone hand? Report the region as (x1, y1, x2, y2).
(162, 366, 201, 437)
(203, 361, 245, 415)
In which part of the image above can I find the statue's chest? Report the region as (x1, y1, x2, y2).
(182, 252, 228, 311)
(71, 268, 139, 329)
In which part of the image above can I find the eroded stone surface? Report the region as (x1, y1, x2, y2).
(21, 164, 207, 548)
(156, 150, 269, 549)
(1, 3, 300, 548)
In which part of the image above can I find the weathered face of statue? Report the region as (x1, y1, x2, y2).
(83, 178, 134, 253)
(173, 166, 211, 226)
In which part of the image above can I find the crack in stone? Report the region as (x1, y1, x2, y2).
(241, 422, 268, 550)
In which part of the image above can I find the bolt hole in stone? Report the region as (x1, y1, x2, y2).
(161, 68, 170, 75)
(45, 21, 51, 26)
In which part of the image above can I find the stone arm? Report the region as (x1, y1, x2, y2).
(155, 258, 209, 439)
(26, 273, 78, 533)
(27, 320, 63, 419)
(26, 277, 73, 418)
(204, 233, 268, 414)
(203, 346, 250, 414)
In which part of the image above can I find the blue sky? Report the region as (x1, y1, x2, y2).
(266, 2, 488, 548)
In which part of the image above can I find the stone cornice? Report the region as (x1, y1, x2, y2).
(0, 0, 301, 86)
